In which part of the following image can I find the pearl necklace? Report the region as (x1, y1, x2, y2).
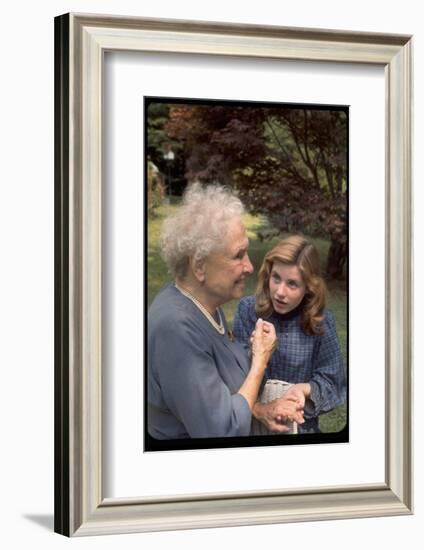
(175, 283, 225, 335)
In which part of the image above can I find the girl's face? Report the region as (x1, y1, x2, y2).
(269, 261, 306, 314)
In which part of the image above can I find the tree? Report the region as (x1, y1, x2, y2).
(166, 104, 348, 279)
(147, 160, 166, 217)
(146, 102, 186, 196)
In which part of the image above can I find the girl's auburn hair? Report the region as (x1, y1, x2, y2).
(255, 235, 327, 335)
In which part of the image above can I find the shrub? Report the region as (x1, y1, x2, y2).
(147, 161, 166, 216)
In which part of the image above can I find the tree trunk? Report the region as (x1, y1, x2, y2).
(326, 238, 347, 280)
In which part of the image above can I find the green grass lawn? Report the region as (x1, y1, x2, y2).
(148, 202, 347, 433)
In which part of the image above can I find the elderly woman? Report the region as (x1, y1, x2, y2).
(147, 183, 304, 439)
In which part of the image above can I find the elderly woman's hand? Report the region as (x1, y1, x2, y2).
(238, 320, 277, 411)
(253, 397, 305, 433)
(250, 319, 277, 362)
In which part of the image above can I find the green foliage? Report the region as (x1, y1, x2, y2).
(147, 102, 188, 196)
(147, 203, 173, 306)
(165, 103, 348, 278)
(147, 103, 172, 154)
(319, 403, 347, 433)
(147, 161, 166, 217)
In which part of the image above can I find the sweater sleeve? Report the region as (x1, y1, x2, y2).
(152, 314, 252, 438)
(305, 310, 347, 417)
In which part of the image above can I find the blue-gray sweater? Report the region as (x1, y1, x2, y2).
(148, 284, 252, 439)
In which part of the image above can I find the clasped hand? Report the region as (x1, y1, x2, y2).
(250, 321, 305, 432)
(255, 396, 305, 433)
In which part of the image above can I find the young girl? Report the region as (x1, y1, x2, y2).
(233, 235, 346, 434)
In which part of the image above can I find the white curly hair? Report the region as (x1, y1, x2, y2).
(161, 182, 245, 278)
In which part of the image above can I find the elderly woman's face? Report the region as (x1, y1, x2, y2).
(202, 219, 253, 307)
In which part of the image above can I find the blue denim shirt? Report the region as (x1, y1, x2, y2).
(233, 296, 346, 433)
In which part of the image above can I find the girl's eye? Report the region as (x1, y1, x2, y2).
(288, 281, 299, 288)
(271, 274, 280, 283)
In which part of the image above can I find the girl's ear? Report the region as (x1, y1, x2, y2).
(190, 256, 206, 283)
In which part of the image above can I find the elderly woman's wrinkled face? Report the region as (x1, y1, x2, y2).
(202, 219, 253, 307)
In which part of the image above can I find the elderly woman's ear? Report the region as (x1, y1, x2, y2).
(190, 256, 206, 282)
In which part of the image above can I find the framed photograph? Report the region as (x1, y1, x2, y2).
(54, 13, 412, 536)
(144, 96, 349, 452)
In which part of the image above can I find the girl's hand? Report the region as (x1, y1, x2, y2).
(284, 384, 307, 407)
(276, 384, 311, 423)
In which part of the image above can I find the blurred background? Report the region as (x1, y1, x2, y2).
(146, 99, 348, 433)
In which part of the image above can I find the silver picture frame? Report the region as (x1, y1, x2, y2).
(54, 13, 413, 536)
